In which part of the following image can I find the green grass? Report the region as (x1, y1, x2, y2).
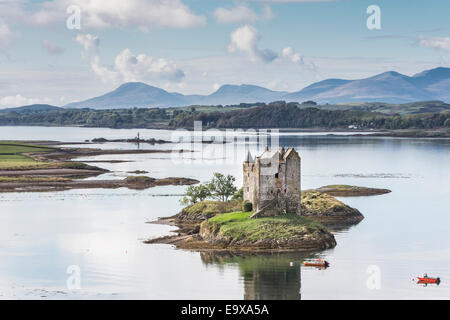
(0, 142, 54, 154)
(301, 190, 353, 215)
(0, 154, 50, 170)
(0, 141, 55, 170)
(182, 200, 242, 217)
(205, 211, 325, 241)
(0, 176, 69, 182)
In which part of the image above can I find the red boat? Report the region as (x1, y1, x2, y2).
(417, 277, 440, 284)
(303, 259, 329, 268)
(414, 274, 440, 285)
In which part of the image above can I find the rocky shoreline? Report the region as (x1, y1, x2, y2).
(300, 190, 365, 224)
(0, 176, 199, 193)
(146, 221, 336, 252)
(145, 184, 389, 252)
(0, 141, 197, 193)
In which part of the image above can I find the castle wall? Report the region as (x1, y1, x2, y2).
(243, 163, 259, 211)
(284, 154, 301, 215)
(258, 168, 276, 210)
(244, 148, 302, 216)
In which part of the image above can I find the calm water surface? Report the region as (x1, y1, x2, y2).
(0, 126, 449, 299)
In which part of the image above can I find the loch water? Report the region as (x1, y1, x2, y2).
(0, 126, 449, 299)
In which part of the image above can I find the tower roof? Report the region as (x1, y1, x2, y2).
(283, 147, 300, 159)
(245, 150, 255, 163)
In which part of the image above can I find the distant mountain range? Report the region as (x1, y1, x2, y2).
(9, 67, 450, 110)
(63, 82, 288, 109)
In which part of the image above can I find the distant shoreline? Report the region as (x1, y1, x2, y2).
(1, 124, 449, 138)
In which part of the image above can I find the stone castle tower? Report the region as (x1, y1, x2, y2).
(243, 147, 301, 217)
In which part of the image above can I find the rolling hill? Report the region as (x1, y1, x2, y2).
(57, 67, 450, 109)
(0, 104, 62, 113)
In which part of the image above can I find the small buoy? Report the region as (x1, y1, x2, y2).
(289, 262, 294, 267)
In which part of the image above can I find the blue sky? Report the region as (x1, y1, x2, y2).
(0, 0, 449, 107)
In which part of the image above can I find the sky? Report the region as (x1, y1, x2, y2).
(0, 0, 450, 108)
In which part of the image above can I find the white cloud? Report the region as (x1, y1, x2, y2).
(75, 33, 100, 53)
(280, 46, 317, 71)
(90, 48, 185, 84)
(0, 94, 42, 108)
(75, 33, 99, 57)
(419, 36, 450, 51)
(228, 25, 277, 63)
(41, 39, 65, 55)
(214, 5, 273, 24)
(20, 0, 205, 29)
(281, 46, 302, 64)
(0, 19, 13, 50)
(74, 33, 185, 85)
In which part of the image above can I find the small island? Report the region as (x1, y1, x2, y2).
(147, 199, 336, 251)
(147, 147, 392, 252)
(300, 190, 364, 224)
(147, 187, 368, 251)
(315, 184, 391, 197)
(91, 136, 171, 144)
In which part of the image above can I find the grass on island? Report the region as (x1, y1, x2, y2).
(315, 184, 390, 197)
(320, 184, 357, 190)
(0, 141, 56, 170)
(0, 176, 70, 182)
(204, 211, 325, 241)
(301, 190, 354, 215)
(0, 141, 91, 171)
(0, 142, 54, 154)
(318, 185, 374, 192)
(181, 200, 243, 219)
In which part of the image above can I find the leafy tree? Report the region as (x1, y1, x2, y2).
(208, 172, 237, 202)
(232, 187, 243, 201)
(181, 184, 211, 205)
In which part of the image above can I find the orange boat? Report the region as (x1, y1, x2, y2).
(303, 259, 329, 268)
(417, 277, 440, 285)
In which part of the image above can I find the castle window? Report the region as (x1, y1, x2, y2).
(274, 173, 278, 178)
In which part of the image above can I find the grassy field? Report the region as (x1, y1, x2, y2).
(204, 211, 325, 241)
(0, 141, 54, 170)
(0, 176, 69, 182)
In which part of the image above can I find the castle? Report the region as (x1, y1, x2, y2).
(243, 147, 301, 217)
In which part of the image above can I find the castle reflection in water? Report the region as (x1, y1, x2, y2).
(200, 251, 321, 300)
